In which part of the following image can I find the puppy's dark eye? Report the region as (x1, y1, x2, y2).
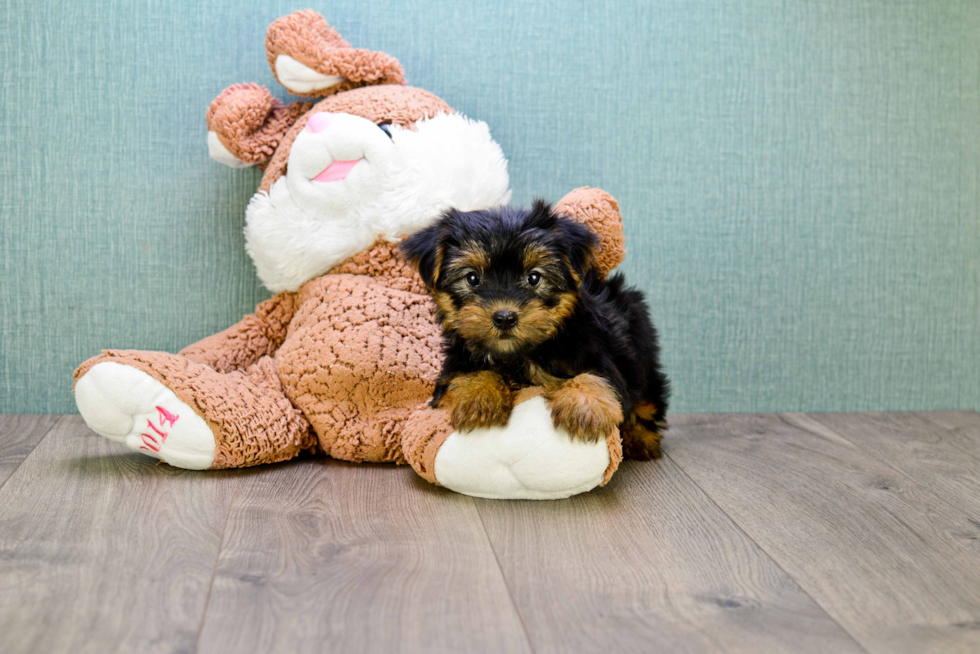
(465, 272, 481, 287)
(527, 271, 542, 287)
(378, 122, 393, 139)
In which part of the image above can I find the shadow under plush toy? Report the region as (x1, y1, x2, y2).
(74, 10, 630, 500)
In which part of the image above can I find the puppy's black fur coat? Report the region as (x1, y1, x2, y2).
(401, 200, 670, 458)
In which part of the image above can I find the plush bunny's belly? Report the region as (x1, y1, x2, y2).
(275, 273, 443, 462)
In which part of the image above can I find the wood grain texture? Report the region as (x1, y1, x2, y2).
(476, 458, 864, 654)
(0, 416, 243, 654)
(667, 413, 980, 654)
(195, 461, 532, 654)
(798, 411, 980, 517)
(918, 411, 980, 452)
(0, 414, 60, 489)
(7, 411, 980, 652)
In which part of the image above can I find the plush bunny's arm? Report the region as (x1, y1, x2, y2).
(179, 291, 298, 374)
(206, 84, 311, 169)
(555, 187, 626, 278)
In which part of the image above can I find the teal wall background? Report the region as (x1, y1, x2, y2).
(2, 0, 978, 414)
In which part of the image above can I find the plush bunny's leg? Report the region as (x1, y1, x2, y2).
(403, 389, 622, 500)
(74, 351, 314, 469)
(178, 291, 298, 374)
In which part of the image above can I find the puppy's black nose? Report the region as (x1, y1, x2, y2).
(492, 310, 518, 330)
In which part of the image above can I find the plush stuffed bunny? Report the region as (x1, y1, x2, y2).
(74, 10, 628, 499)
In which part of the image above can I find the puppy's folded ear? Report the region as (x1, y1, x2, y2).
(555, 214, 599, 280)
(527, 198, 598, 278)
(399, 220, 446, 289)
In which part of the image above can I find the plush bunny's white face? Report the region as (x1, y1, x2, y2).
(245, 111, 511, 293)
(285, 112, 395, 214)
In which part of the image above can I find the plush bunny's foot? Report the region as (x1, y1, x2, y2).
(404, 390, 621, 500)
(75, 362, 216, 470)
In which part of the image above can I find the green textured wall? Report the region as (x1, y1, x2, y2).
(1, 0, 978, 414)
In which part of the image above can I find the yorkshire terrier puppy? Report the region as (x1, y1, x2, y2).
(400, 200, 669, 459)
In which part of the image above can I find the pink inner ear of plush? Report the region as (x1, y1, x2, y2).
(313, 159, 361, 182)
(306, 112, 335, 133)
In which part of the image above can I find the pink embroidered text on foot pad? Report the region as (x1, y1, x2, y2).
(139, 406, 180, 452)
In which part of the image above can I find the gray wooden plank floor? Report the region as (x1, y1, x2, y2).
(196, 459, 532, 654)
(476, 457, 863, 654)
(0, 414, 60, 489)
(1, 411, 979, 653)
(668, 413, 980, 654)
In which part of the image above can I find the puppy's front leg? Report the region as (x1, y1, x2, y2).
(446, 371, 514, 432)
(545, 373, 624, 443)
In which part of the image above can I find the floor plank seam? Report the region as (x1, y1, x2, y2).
(662, 450, 873, 654)
(192, 477, 242, 654)
(779, 413, 980, 524)
(10, 413, 978, 652)
(472, 499, 538, 654)
(0, 415, 64, 496)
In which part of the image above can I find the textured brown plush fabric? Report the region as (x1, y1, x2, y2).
(151, 241, 440, 466)
(265, 9, 406, 97)
(555, 187, 626, 278)
(206, 83, 312, 166)
(402, 402, 454, 485)
(259, 85, 454, 192)
(179, 242, 422, 375)
(275, 272, 443, 462)
(602, 428, 623, 485)
(180, 291, 299, 373)
(74, 350, 315, 469)
(73, 238, 443, 468)
(327, 238, 428, 295)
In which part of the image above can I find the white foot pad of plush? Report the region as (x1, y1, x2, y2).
(75, 362, 216, 470)
(434, 396, 610, 500)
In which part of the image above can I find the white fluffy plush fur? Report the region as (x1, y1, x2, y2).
(245, 112, 511, 292)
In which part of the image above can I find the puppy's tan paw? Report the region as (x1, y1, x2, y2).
(448, 371, 513, 432)
(545, 374, 624, 443)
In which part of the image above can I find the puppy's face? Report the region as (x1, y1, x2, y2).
(401, 200, 597, 358)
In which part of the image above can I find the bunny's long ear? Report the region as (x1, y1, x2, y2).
(206, 83, 310, 168)
(266, 10, 406, 98)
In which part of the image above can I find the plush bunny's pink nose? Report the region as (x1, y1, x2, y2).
(306, 112, 335, 133)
